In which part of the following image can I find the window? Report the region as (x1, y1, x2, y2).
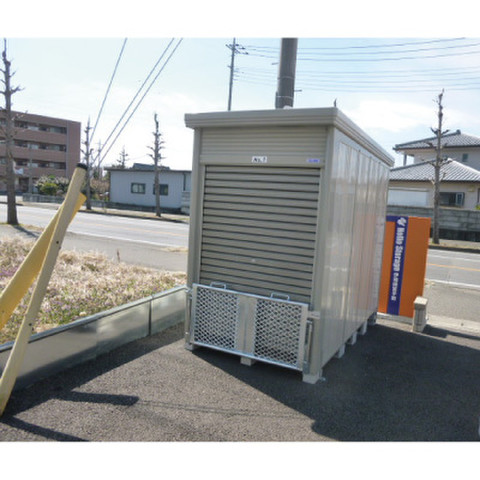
(440, 192, 464, 207)
(131, 183, 146, 194)
(152, 183, 169, 196)
(461, 153, 469, 163)
(50, 126, 67, 134)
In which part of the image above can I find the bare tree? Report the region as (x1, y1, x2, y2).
(429, 90, 449, 244)
(115, 146, 129, 169)
(1, 39, 22, 225)
(147, 113, 164, 217)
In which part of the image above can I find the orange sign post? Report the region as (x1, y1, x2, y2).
(378, 216, 431, 318)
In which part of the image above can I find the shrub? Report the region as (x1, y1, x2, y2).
(39, 181, 58, 196)
(35, 175, 70, 196)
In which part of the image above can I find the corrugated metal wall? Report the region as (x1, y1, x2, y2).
(200, 126, 327, 164)
(199, 165, 321, 305)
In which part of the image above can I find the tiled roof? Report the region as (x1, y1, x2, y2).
(394, 130, 480, 151)
(390, 159, 480, 183)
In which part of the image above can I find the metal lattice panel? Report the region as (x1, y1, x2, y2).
(192, 286, 239, 351)
(254, 299, 304, 368)
(191, 284, 309, 371)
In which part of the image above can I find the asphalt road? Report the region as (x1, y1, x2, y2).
(0, 203, 189, 249)
(0, 203, 189, 272)
(426, 249, 480, 289)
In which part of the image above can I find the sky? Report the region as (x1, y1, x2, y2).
(3, 1, 480, 174)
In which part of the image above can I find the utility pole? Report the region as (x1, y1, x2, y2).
(226, 38, 247, 111)
(275, 38, 298, 109)
(431, 90, 449, 245)
(95, 140, 103, 179)
(1, 39, 21, 225)
(82, 119, 93, 210)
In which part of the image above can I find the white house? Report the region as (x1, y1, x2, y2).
(393, 130, 480, 171)
(107, 163, 191, 213)
(388, 160, 480, 210)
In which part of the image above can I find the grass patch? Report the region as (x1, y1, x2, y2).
(0, 236, 186, 345)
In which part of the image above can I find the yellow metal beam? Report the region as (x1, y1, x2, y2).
(0, 164, 87, 415)
(0, 193, 86, 331)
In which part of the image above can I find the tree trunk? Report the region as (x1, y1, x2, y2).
(154, 162, 160, 217)
(432, 91, 444, 245)
(2, 43, 18, 225)
(5, 153, 17, 225)
(433, 161, 441, 244)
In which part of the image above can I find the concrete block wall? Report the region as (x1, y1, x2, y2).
(387, 205, 480, 242)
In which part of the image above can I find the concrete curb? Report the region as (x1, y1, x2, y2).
(378, 312, 480, 335)
(426, 315, 480, 334)
(429, 244, 480, 255)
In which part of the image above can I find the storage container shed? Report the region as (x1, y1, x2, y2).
(184, 107, 394, 383)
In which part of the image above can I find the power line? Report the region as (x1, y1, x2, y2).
(91, 38, 128, 144)
(246, 63, 480, 77)
(303, 40, 480, 57)
(244, 38, 468, 51)
(295, 82, 480, 93)
(245, 38, 480, 57)
(246, 47, 480, 62)
(99, 38, 183, 165)
(238, 69, 480, 85)
(98, 38, 176, 163)
(228, 38, 480, 96)
(235, 72, 480, 93)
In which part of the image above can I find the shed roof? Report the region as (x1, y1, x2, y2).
(185, 107, 394, 166)
(390, 159, 480, 183)
(393, 130, 480, 151)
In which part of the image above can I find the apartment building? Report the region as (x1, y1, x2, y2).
(0, 111, 81, 192)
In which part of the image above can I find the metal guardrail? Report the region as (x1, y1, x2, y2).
(0, 286, 186, 390)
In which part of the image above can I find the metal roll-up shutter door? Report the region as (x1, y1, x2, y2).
(199, 165, 321, 305)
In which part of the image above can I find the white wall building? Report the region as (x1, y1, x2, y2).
(107, 164, 191, 213)
(388, 160, 480, 210)
(394, 130, 480, 172)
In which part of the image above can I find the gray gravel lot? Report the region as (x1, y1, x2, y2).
(1, 317, 479, 442)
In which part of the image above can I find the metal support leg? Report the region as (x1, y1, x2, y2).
(240, 357, 256, 367)
(302, 371, 324, 384)
(359, 321, 368, 336)
(335, 344, 345, 358)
